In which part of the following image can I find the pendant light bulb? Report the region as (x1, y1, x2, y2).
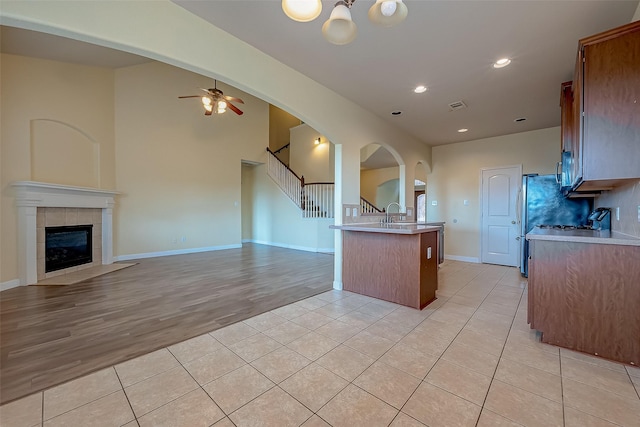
(322, 2, 358, 45)
(216, 100, 228, 114)
(368, 0, 408, 27)
(202, 96, 212, 106)
(282, 0, 322, 22)
(380, 1, 397, 16)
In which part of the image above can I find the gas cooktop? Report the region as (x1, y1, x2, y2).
(537, 224, 594, 230)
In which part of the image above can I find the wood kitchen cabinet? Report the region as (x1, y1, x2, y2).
(342, 229, 439, 309)
(560, 81, 573, 153)
(564, 21, 640, 193)
(528, 239, 640, 365)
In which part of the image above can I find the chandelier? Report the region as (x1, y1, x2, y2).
(281, 0, 408, 45)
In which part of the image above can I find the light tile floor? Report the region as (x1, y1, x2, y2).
(2, 261, 639, 426)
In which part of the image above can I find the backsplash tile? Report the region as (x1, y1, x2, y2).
(595, 180, 640, 238)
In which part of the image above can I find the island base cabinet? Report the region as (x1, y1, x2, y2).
(528, 240, 640, 365)
(342, 230, 438, 310)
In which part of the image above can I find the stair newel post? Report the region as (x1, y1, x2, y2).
(301, 176, 305, 211)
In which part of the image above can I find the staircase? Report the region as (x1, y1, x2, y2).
(266, 148, 383, 219)
(266, 148, 334, 218)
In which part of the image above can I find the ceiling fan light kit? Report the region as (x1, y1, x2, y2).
(179, 80, 244, 116)
(283, 0, 407, 45)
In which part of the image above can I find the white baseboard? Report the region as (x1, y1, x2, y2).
(332, 280, 343, 290)
(245, 239, 335, 254)
(444, 255, 481, 263)
(114, 244, 242, 262)
(1, 279, 21, 292)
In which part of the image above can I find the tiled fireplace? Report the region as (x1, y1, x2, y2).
(12, 181, 118, 286)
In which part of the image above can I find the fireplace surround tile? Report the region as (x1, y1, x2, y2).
(38, 207, 103, 281)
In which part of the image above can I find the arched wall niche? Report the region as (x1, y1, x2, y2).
(30, 119, 100, 187)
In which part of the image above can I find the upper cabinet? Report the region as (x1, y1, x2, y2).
(562, 21, 640, 193)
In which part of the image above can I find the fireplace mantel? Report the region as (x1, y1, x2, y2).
(12, 181, 119, 285)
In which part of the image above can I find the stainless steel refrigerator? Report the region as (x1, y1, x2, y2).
(520, 174, 592, 276)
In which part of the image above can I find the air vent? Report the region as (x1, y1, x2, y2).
(448, 101, 467, 111)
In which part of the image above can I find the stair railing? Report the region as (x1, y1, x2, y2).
(266, 148, 335, 219)
(303, 183, 335, 218)
(360, 196, 382, 213)
(267, 147, 303, 209)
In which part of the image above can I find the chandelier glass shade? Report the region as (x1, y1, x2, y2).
(281, 0, 323, 22)
(321, 2, 358, 45)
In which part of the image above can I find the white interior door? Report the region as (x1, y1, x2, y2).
(481, 166, 521, 266)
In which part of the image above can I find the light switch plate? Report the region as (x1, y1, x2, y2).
(637, 205, 640, 222)
(427, 247, 432, 259)
(352, 208, 358, 217)
(431, 200, 438, 206)
(346, 207, 351, 217)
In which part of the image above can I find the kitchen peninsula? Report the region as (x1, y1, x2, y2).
(331, 223, 441, 309)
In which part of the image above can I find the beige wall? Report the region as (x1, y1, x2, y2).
(596, 180, 640, 238)
(427, 127, 561, 260)
(114, 61, 268, 257)
(269, 105, 299, 151)
(241, 163, 254, 241)
(633, 2, 640, 21)
(244, 163, 334, 251)
(289, 124, 334, 183)
(1, 53, 116, 282)
(360, 167, 399, 208)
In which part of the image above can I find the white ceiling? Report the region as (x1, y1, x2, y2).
(2, 1, 638, 148)
(173, 0, 637, 146)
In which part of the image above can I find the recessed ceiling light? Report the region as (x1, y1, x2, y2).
(414, 85, 427, 94)
(514, 117, 527, 122)
(458, 128, 468, 133)
(391, 111, 402, 116)
(493, 58, 511, 68)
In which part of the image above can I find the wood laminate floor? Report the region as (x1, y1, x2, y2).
(0, 244, 334, 404)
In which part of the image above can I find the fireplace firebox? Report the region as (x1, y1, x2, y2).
(45, 225, 93, 273)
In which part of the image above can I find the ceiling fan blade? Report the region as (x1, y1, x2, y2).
(227, 102, 244, 116)
(224, 95, 244, 104)
(178, 95, 200, 98)
(200, 88, 213, 94)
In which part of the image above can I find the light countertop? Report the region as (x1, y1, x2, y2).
(526, 227, 640, 246)
(330, 222, 441, 235)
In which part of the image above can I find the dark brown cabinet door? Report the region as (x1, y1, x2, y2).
(583, 25, 640, 182)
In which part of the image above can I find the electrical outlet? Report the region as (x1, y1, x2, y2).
(431, 200, 438, 206)
(181, 236, 186, 242)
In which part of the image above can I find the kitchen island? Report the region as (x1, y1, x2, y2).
(331, 222, 440, 309)
(526, 227, 640, 365)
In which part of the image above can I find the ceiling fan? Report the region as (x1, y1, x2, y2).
(179, 80, 244, 116)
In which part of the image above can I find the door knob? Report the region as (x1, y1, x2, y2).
(516, 236, 521, 241)
(511, 220, 516, 224)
